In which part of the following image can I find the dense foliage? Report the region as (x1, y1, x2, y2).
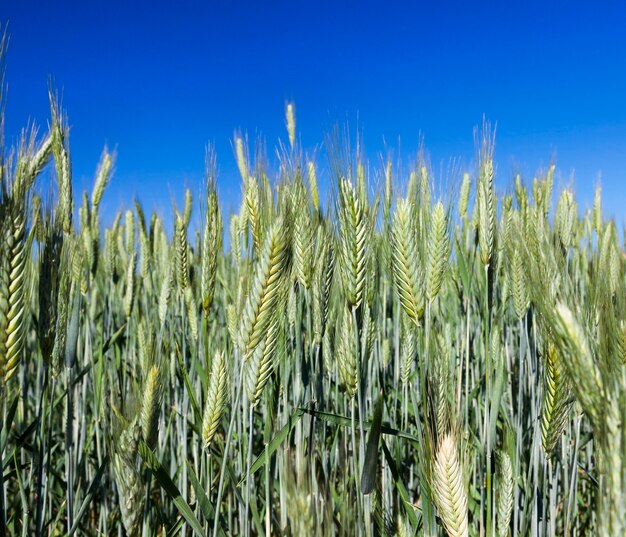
(1, 34, 626, 537)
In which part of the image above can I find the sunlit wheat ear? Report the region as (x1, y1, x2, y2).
(511, 247, 529, 320)
(458, 172, 471, 219)
(230, 215, 242, 267)
(201, 174, 221, 314)
(477, 153, 495, 267)
(244, 313, 280, 406)
(285, 102, 296, 148)
(434, 333, 452, 437)
(499, 195, 513, 256)
(337, 306, 358, 398)
(202, 350, 228, 450)
(175, 212, 189, 290)
(307, 161, 319, 213)
(337, 177, 369, 309)
(552, 303, 604, 432)
(598, 223, 620, 298)
(592, 185, 603, 235)
(184, 286, 199, 342)
(496, 451, 514, 537)
(245, 175, 261, 252)
(0, 203, 27, 387)
(181, 188, 193, 227)
(239, 219, 289, 356)
(555, 189, 577, 249)
(426, 201, 450, 302)
(136, 321, 151, 372)
(541, 340, 573, 458)
(104, 227, 118, 282)
(50, 95, 74, 233)
(400, 316, 417, 386)
(124, 209, 135, 254)
(293, 197, 313, 289)
(141, 364, 163, 450)
(91, 147, 114, 210)
(431, 433, 469, 537)
(391, 198, 425, 325)
(235, 135, 248, 181)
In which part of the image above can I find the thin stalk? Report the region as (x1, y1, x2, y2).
(212, 371, 244, 537)
(245, 403, 254, 537)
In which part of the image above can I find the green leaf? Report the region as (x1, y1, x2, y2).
(176, 343, 202, 427)
(361, 392, 383, 494)
(0, 395, 19, 449)
(382, 439, 421, 530)
(301, 407, 419, 443)
(102, 322, 127, 354)
(69, 456, 108, 536)
(187, 459, 217, 524)
(138, 441, 205, 536)
(238, 407, 305, 486)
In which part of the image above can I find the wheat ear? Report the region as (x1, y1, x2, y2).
(202, 350, 228, 449)
(432, 433, 469, 537)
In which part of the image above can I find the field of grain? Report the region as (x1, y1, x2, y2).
(1, 34, 625, 537)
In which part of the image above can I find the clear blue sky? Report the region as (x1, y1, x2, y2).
(3, 1, 626, 224)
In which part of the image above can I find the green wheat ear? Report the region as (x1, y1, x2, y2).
(239, 218, 289, 358)
(201, 165, 222, 314)
(391, 198, 425, 324)
(337, 305, 358, 398)
(431, 433, 469, 537)
(496, 451, 514, 537)
(0, 201, 27, 388)
(244, 312, 281, 406)
(541, 340, 574, 459)
(337, 177, 369, 309)
(426, 201, 450, 302)
(293, 182, 314, 290)
(112, 418, 143, 537)
(511, 247, 529, 320)
(202, 351, 228, 449)
(141, 364, 163, 450)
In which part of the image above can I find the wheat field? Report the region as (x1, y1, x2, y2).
(1, 31, 625, 537)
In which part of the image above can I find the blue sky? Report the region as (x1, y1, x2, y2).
(3, 1, 626, 224)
